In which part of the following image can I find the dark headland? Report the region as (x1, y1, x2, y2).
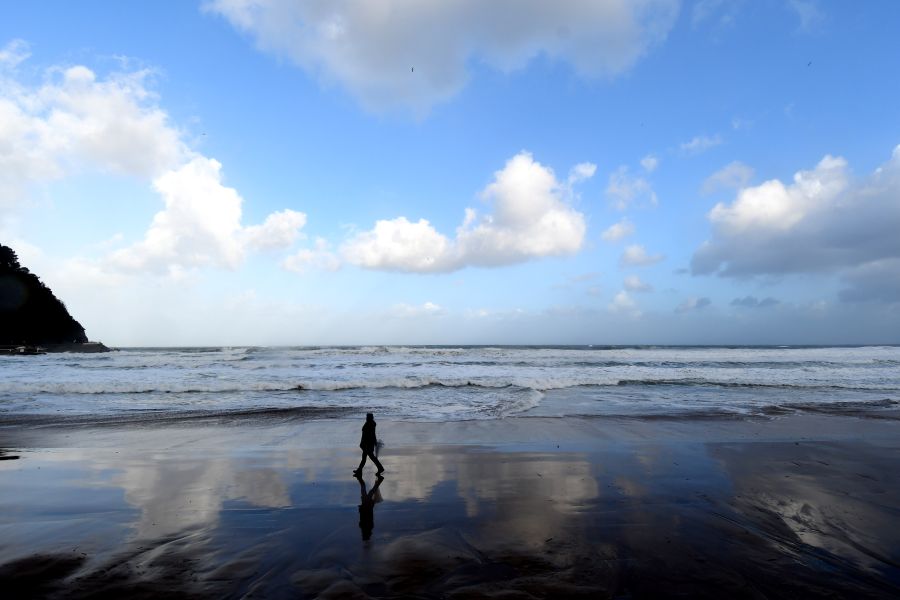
(0, 243, 109, 354)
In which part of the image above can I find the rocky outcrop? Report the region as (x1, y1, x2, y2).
(0, 243, 105, 350)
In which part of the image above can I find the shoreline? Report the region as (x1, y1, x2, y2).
(2, 414, 899, 598)
(4, 410, 900, 448)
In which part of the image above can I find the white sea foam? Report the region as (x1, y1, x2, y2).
(1, 346, 898, 421)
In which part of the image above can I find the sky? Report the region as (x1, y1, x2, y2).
(1, 0, 899, 346)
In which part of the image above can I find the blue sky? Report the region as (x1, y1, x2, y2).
(2, 0, 899, 345)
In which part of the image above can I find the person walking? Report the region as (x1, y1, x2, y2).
(353, 412, 384, 476)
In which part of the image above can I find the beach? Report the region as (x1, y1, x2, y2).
(6, 1, 900, 596)
(2, 412, 899, 599)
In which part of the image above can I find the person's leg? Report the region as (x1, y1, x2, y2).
(369, 451, 384, 473)
(354, 451, 368, 474)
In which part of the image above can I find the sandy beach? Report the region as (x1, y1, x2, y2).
(2, 413, 899, 599)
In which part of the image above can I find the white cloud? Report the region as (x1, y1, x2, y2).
(608, 290, 641, 317)
(568, 162, 597, 184)
(692, 145, 900, 303)
(243, 209, 308, 251)
(676, 296, 711, 312)
(204, 0, 680, 113)
(341, 216, 453, 272)
(640, 154, 659, 172)
(710, 154, 847, 233)
(624, 274, 653, 292)
(108, 158, 306, 273)
(390, 302, 445, 318)
(701, 161, 754, 195)
(606, 166, 657, 210)
(282, 238, 341, 273)
(0, 60, 188, 208)
(342, 152, 591, 273)
(620, 244, 664, 267)
(695, 154, 846, 255)
(0, 39, 30, 68)
(0, 46, 305, 274)
(680, 134, 722, 156)
(601, 218, 635, 242)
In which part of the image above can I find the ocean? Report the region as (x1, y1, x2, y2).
(1, 345, 899, 424)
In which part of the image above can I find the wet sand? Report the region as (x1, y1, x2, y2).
(1, 414, 899, 599)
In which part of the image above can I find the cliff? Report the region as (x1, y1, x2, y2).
(0, 243, 96, 347)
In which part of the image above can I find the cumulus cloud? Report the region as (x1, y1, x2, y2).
(620, 244, 664, 267)
(342, 152, 591, 273)
(0, 60, 187, 207)
(282, 238, 341, 273)
(624, 274, 653, 292)
(341, 216, 453, 272)
(680, 134, 722, 156)
(606, 166, 657, 210)
(701, 161, 754, 195)
(601, 218, 635, 242)
(731, 295, 779, 308)
(676, 296, 711, 312)
(108, 158, 307, 273)
(608, 290, 640, 317)
(204, 0, 679, 113)
(1, 45, 305, 273)
(692, 146, 900, 303)
(244, 210, 308, 251)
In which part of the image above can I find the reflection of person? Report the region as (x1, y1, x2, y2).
(353, 413, 384, 476)
(357, 474, 384, 541)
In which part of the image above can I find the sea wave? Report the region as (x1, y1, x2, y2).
(560, 398, 900, 421)
(9, 395, 893, 427)
(0, 405, 360, 427)
(3, 346, 899, 422)
(612, 379, 900, 391)
(2, 374, 898, 395)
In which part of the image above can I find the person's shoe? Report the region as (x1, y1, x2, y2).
(352, 469, 361, 477)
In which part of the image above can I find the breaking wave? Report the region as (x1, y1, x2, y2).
(2, 375, 898, 396)
(2, 345, 899, 422)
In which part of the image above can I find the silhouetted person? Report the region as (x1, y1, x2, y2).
(353, 412, 384, 476)
(356, 473, 383, 541)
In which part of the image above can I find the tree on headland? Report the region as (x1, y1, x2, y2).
(0, 243, 88, 345)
